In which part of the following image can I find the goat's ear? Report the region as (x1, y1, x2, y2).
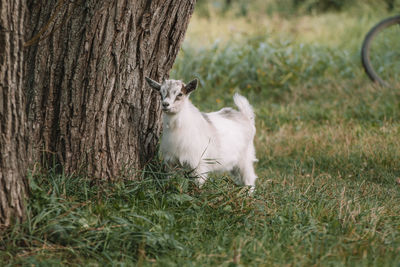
(145, 77, 161, 91)
(184, 78, 198, 94)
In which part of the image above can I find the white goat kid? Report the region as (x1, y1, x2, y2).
(145, 77, 258, 191)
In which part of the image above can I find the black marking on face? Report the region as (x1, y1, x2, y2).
(160, 88, 169, 100)
(174, 91, 184, 102)
(159, 80, 187, 104)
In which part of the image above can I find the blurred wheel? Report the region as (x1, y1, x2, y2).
(361, 15, 400, 87)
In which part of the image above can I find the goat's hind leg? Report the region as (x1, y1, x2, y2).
(238, 151, 257, 193)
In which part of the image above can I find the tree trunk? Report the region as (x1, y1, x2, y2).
(0, 0, 28, 226)
(25, 0, 196, 179)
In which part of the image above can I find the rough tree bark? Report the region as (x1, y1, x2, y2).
(0, 0, 28, 226)
(25, 0, 196, 179)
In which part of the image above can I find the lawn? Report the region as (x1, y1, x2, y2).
(1, 2, 400, 266)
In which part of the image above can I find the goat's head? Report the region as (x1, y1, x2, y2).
(145, 77, 198, 114)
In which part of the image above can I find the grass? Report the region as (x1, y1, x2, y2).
(1, 3, 400, 266)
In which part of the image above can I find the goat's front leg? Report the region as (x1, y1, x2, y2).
(194, 165, 209, 187)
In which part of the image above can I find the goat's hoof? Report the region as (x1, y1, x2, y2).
(195, 177, 206, 188)
(247, 185, 255, 195)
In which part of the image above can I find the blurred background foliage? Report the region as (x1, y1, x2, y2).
(172, 0, 400, 109)
(196, 0, 400, 18)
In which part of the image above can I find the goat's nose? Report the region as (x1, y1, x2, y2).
(162, 102, 169, 107)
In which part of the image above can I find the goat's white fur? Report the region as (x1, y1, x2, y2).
(145, 77, 258, 190)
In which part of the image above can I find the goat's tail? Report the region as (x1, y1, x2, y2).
(233, 93, 255, 124)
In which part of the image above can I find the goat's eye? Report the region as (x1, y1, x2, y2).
(177, 93, 183, 97)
